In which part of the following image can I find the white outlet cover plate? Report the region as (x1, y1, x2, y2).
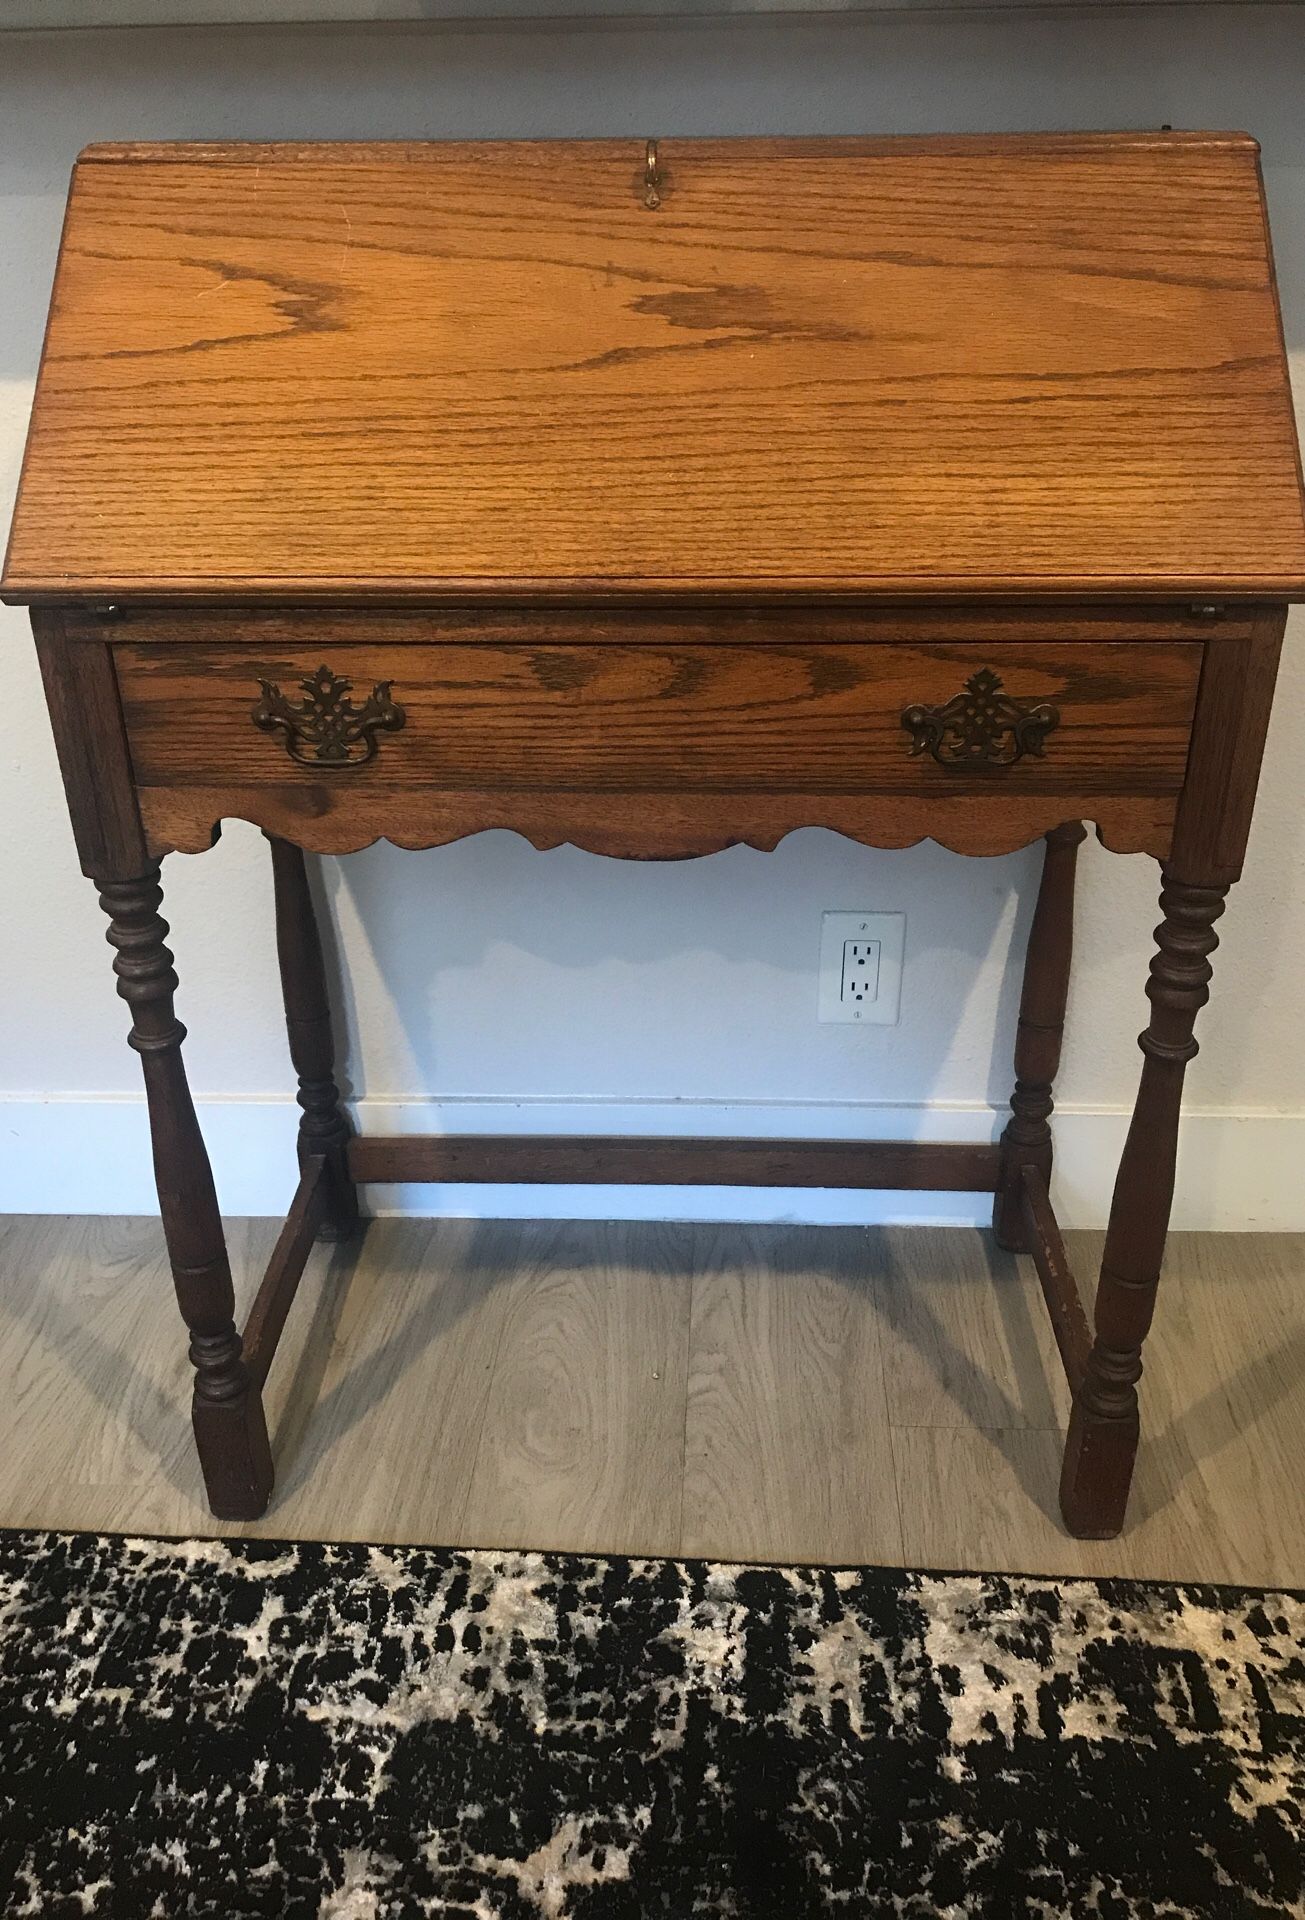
(818, 911, 906, 1024)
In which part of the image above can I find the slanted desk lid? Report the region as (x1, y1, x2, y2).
(4, 133, 1304, 605)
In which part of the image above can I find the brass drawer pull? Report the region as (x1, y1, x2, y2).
(902, 668, 1059, 771)
(252, 664, 405, 768)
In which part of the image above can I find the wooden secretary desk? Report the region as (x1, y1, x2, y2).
(4, 134, 1304, 1537)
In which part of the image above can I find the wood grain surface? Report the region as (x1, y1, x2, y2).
(32, 614, 149, 880)
(129, 785, 1183, 863)
(5, 133, 1303, 603)
(113, 635, 1200, 858)
(681, 1222, 903, 1564)
(459, 1219, 692, 1557)
(57, 602, 1267, 650)
(345, 1135, 1003, 1191)
(115, 637, 1201, 787)
(1169, 610, 1287, 885)
(5, 1213, 1304, 1585)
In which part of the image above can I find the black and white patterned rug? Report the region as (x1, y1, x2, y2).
(0, 1529, 1301, 1918)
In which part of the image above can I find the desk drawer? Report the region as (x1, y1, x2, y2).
(115, 639, 1201, 797)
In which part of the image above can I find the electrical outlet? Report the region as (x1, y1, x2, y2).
(842, 939, 881, 1005)
(818, 912, 905, 1024)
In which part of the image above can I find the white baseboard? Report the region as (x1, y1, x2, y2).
(2, 1094, 1302, 1230)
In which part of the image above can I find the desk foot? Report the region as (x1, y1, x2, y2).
(1061, 1390, 1140, 1540)
(192, 1374, 274, 1522)
(1059, 869, 1228, 1538)
(994, 822, 1085, 1251)
(97, 866, 274, 1521)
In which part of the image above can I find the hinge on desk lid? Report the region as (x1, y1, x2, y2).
(643, 139, 663, 210)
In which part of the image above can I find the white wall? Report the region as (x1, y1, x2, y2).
(2, 7, 1303, 1228)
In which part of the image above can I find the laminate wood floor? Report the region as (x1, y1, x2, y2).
(1, 1213, 1302, 1586)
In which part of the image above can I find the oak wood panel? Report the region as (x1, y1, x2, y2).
(60, 603, 1264, 648)
(134, 785, 1182, 862)
(71, 134, 1273, 164)
(114, 635, 1200, 858)
(31, 608, 149, 881)
(1170, 608, 1287, 886)
(5, 134, 1304, 604)
(346, 1134, 1002, 1191)
(115, 637, 1202, 791)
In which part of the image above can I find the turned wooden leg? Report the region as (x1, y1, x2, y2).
(1060, 870, 1228, 1538)
(98, 866, 273, 1520)
(993, 822, 1086, 1251)
(267, 835, 360, 1240)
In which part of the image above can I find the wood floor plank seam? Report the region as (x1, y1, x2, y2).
(886, 1417, 1069, 1433)
(0, 1216, 1301, 1584)
(449, 1237, 519, 1553)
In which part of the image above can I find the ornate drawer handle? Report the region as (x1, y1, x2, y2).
(901, 669, 1060, 771)
(251, 665, 405, 768)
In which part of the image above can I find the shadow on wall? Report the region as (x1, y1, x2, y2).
(320, 825, 1043, 1115)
